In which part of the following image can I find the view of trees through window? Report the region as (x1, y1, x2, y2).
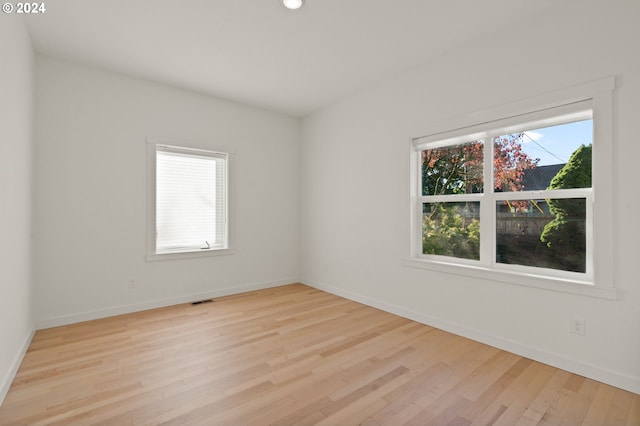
(421, 119, 592, 273)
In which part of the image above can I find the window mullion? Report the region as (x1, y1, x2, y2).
(478, 137, 494, 267)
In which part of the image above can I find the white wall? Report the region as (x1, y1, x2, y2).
(34, 56, 300, 327)
(0, 17, 35, 402)
(300, 1, 640, 393)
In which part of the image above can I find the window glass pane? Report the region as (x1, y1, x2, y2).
(494, 119, 592, 192)
(496, 198, 586, 273)
(422, 140, 483, 196)
(423, 202, 480, 260)
(156, 150, 223, 252)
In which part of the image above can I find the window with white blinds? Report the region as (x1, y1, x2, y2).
(155, 145, 228, 254)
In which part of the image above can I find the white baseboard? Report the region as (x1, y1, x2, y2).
(0, 326, 35, 407)
(37, 278, 298, 330)
(302, 278, 640, 395)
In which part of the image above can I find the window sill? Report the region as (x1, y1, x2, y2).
(146, 248, 235, 262)
(403, 258, 617, 300)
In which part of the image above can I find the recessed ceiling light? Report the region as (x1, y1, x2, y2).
(283, 0, 304, 10)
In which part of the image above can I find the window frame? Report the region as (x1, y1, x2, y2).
(406, 77, 616, 300)
(146, 139, 234, 261)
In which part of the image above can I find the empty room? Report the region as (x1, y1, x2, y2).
(1, 0, 639, 424)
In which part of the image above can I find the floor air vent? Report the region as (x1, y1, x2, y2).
(191, 299, 213, 305)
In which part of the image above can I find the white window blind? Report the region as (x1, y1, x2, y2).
(155, 145, 227, 253)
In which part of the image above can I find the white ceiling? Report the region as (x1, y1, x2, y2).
(25, 0, 556, 117)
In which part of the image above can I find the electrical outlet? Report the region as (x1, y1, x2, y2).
(128, 279, 136, 289)
(570, 317, 586, 335)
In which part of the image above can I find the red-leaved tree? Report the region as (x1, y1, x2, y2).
(422, 133, 539, 197)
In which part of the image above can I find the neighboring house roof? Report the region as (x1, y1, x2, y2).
(522, 164, 565, 191)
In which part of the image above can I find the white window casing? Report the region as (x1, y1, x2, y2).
(406, 77, 616, 300)
(146, 140, 234, 261)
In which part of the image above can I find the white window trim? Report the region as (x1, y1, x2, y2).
(146, 138, 235, 261)
(405, 77, 617, 300)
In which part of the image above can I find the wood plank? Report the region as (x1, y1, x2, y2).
(0, 283, 637, 425)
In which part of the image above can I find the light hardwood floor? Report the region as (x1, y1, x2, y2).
(0, 284, 638, 425)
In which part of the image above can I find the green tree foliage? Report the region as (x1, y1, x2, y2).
(423, 204, 480, 260)
(540, 144, 592, 272)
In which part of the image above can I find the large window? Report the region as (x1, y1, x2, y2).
(148, 143, 229, 258)
(408, 79, 616, 298)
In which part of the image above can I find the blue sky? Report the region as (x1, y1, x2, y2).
(519, 119, 592, 166)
